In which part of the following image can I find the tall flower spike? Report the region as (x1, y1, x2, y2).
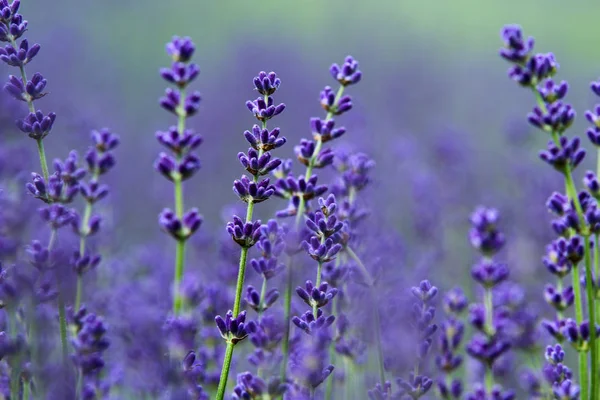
(155, 36, 204, 316)
(73, 129, 119, 310)
(0, 1, 53, 184)
(499, 25, 598, 398)
(397, 280, 438, 399)
(216, 70, 286, 400)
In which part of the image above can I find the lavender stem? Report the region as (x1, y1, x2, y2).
(172, 88, 188, 315)
(75, 175, 96, 311)
(279, 255, 294, 382)
(345, 246, 385, 386)
(48, 228, 68, 362)
(584, 237, 598, 397)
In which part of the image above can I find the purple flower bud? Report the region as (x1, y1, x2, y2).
(0, 39, 39, 67)
(253, 71, 281, 96)
(38, 204, 74, 230)
(91, 128, 120, 153)
(538, 79, 568, 104)
(16, 109, 56, 140)
(320, 86, 353, 115)
(544, 284, 574, 312)
(471, 259, 509, 288)
(165, 36, 195, 63)
(246, 96, 285, 122)
(310, 117, 346, 143)
(238, 148, 281, 176)
(156, 126, 202, 156)
(411, 280, 438, 303)
(226, 216, 262, 248)
(160, 61, 200, 88)
(233, 175, 274, 204)
(158, 208, 203, 241)
(71, 251, 101, 275)
(499, 24, 534, 64)
(329, 56, 362, 86)
(214, 310, 249, 345)
(244, 125, 286, 152)
(301, 236, 342, 263)
(443, 288, 468, 314)
(469, 206, 505, 256)
(528, 101, 575, 135)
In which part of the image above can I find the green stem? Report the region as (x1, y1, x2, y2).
(215, 201, 255, 400)
(573, 265, 584, 324)
(580, 351, 589, 400)
(35, 138, 50, 184)
(57, 291, 68, 362)
(484, 366, 493, 394)
(312, 261, 324, 317)
(75, 201, 93, 311)
(324, 296, 337, 400)
(216, 342, 235, 400)
(345, 246, 385, 385)
(23, 380, 29, 400)
(170, 86, 188, 316)
(584, 237, 598, 398)
(484, 289, 494, 335)
(47, 229, 68, 362)
(9, 310, 19, 399)
(257, 276, 268, 321)
(280, 256, 294, 382)
(172, 239, 186, 314)
(294, 85, 345, 225)
(556, 277, 564, 320)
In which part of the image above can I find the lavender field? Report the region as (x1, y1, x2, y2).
(2, 0, 600, 399)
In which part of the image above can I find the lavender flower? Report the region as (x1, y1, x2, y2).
(215, 70, 287, 400)
(155, 36, 204, 315)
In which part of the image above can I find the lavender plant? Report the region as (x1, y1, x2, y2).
(214, 71, 286, 399)
(5, 1, 600, 398)
(156, 36, 204, 315)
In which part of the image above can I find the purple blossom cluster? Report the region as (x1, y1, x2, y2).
(0, 2, 600, 399)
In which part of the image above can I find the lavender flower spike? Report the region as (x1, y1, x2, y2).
(1, 0, 52, 180)
(216, 70, 287, 400)
(155, 36, 204, 315)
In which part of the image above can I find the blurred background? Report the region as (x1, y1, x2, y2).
(17, 0, 600, 279)
(4, 0, 600, 396)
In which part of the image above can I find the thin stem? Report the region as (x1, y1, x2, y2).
(23, 380, 29, 400)
(257, 276, 268, 321)
(324, 296, 337, 400)
(280, 255, 294, 382)
(9, 309, 19, 399)
(75, 200, 93, 311)
(215, 201, 255, 400)
(556, 277, 564, 320)
(580, 351, 589, 400)
(584, 237, 598, 398)
(573, 265, 584, 324)
(483, 287, 494, 394)
(172, 239, 186, 314)
(170, 86, 188, 316)
(345, 246, 385, 385)
(312, 261, 324, 317)
(47, 229, 68, 362)
(216, 341, 235, 400)
(294, 85, 345, 225)
(484, 366, 493, 394)
(36, 138, 50, 184)
(484, 289, 494, 335)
